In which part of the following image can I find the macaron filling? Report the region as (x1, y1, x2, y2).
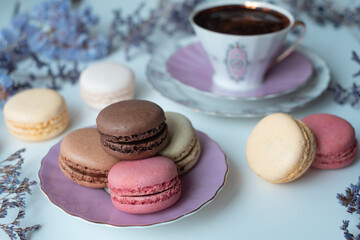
(99, 123, 168, 154)
(99, 122, 167, 143)
(173, 134, 197, 162)
(276, 119, 316, 183)
(176, 137, 201, 174)
(59, 155, 108, 184)
(314, 140, 358, 165)
(110, 176, 181, 205)
(110, 176, 179, 196)
(6, 108, 68, 137)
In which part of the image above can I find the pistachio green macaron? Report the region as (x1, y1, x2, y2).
(159, 112, 201, 175)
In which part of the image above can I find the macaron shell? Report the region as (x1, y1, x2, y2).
(4, 88, 68, 141)
(96, 100, 165, 137)
(108, 156, 178, 190)
(282, 119, 316, 182)
(80, 62, 135, 94)
(97, 100, 169, 160)
(59, 128, 119, 188)
(158, 112, 201, 175)
(302, 113, 356, 155)
(246, 113, 316, 183)
(108, 156, 181, 214)
(111, 179, 181, 214)
(81, 89, 134, 110)
(6, 110, 68, 141)
(160, 112, 195, 159)
(302, 113, 358, 169)
(176, 136, 201, 175)
(4, 88, 66, 122)
(59, 158, 109, 188)
(101, 127, 169, 160)
(311, 140, 357, 169)
(60, 128, 119, 170)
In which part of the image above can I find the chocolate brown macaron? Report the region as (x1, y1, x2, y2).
(59, 128, 119, 188)
(96, 100, 169, 160)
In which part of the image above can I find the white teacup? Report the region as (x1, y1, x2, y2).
(189, 1, 306, 91)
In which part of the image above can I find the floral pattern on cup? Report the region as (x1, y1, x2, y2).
(225, 43, 247, 82)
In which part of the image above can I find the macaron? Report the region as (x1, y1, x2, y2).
(246, 113, 316, 183)
(108, 156, 182, 214)
(159, 112, 201, 175)
(3, 88, 68, 141)
(59, 128, 119, 188)
(96, 100, 169, 160)
(302, 113, 358, 169)
(80, 62, 135, 110)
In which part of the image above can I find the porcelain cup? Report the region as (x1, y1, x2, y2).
(189, 1, 306, 91)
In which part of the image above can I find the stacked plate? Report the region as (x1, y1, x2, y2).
(147, 36, 330, 118)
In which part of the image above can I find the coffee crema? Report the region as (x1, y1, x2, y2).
(193, 5, 290, 35)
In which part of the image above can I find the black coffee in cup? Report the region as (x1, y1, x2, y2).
(193, 5, 290, 35)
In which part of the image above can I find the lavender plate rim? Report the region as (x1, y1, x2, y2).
(38, 130, 229, 228)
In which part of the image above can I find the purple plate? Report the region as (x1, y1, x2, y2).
(166, 42, 313, 100)
(39, 131, 228, 227)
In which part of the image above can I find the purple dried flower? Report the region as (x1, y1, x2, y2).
(0, 70, 13, 92)
(352, 51, 360, 77)
(1, 149, 40, 240)
(160, 0, 205, 35)
(109, 0, 203, 60)
(284, 0, 360, 28)
(5, 0, 109, 61)
(0, 29, 81, 106)
(108, 2, 160, 60)
(329, 51, 360, 107)
(338, 177, 360, 240)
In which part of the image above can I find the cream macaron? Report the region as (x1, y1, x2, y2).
(80, 61, 135, 110)
(4, 88, 68, 141)
(159, 112, 201, 175)
(246, 113, 316, 183)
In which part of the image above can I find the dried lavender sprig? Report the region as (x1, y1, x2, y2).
(0, 34, 80, 106)
(109, 0, 203, 60)
(352, 51, 360, 78)
(337, 177, 360, 240)
(280, 0, 360, 28)
(0, 149, 40, 240)
(328, 50, 360, 107)
(159, 0, 205, 35)
(8, 0, 109, 61)
(109, 2, 163, 60)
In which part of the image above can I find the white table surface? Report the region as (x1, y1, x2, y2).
(0, 0, 359, 239)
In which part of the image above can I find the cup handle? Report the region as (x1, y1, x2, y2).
(270, 21, 306, 67)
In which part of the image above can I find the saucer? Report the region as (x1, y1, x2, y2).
(147, 37, 330, 118)
(166, 38, 313, 100)
(39, 131, 228, 227)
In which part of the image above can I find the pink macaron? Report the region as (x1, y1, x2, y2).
(302, 113, 358, 169)
(108, 156, 182, 214)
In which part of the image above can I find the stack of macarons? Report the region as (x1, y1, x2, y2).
(246, 112, 358, 183)
(58, 99, 201, 214)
